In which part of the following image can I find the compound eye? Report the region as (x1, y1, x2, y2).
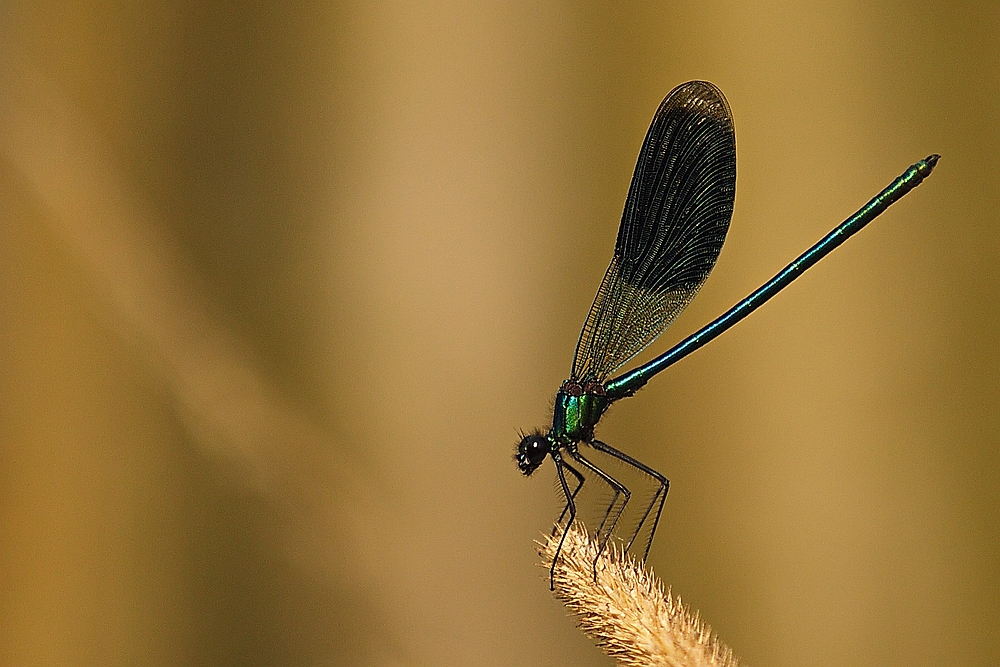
(516, 434, 549, 476)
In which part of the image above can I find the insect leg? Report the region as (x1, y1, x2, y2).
(566, 447, 631, 578)
(556, 460, 585, 529)
(549, 453, 578, 590)
(590, 438, 669, 561)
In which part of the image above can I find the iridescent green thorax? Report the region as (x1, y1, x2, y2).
(550, 380, 611, 444)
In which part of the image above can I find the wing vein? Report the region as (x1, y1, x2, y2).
(572, 81, 737, 381)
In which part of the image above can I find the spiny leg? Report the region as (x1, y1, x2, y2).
(556, 460, 585, 529)
(590, 438, 669, 561)
(549, 454, 578, 590)
(634, 480, 669, 560)
(566, 447, 631, 579)
(567, 448, 630, 544)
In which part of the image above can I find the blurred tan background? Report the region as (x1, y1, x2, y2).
(0, 2, 996, 666)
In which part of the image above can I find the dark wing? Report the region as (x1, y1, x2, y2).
(571, 81, 736, 382)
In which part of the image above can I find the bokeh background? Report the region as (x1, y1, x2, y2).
(1, 2, 997, 666)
